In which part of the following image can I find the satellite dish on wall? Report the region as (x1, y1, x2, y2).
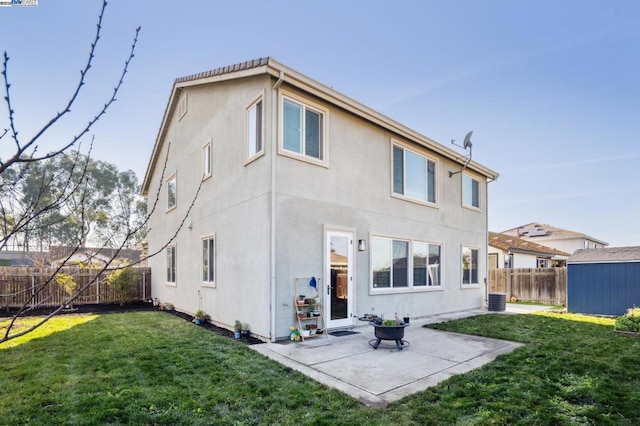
(449, 130, 474, 177)
(463, 131, 473, 149)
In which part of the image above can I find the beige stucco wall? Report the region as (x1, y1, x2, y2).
(146, 75, 273, 340)
(272, 83, 487, 339)
(146, 74, 491, 341)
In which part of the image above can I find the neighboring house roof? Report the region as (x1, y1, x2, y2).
(502, 222, 608, 246)
(568, 246, 640, 264)
(141, 57, 499, 195)
(49, 246, 141, 266)
(489, 232, 570, 258)
(0, 251, 36, 267)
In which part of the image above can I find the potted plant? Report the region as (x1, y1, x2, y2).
(164, 302, 174, 311)
(297, 295, 306, 306)
(193, 309, 205, 325)
(289, 326, 301, 341)
(234, 320, 242, 339)
(241, 322, 250, 336)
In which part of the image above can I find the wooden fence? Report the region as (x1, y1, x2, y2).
(489, 267, 567, 306)
(0, 266, 151, 309)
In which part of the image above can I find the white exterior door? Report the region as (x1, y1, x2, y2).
(325, 230, 354, 329)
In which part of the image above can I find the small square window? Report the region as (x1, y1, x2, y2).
(463, 173, 480, 209)
(178, 93, 187, 120)
(167, 246, 176, 283)
(247, 98, 263, 160)
(202, 237, 215, 285)
(167, 174, 176, 210)
(203, 141, 212, 179)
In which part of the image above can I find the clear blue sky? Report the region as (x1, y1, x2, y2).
(1, 0, 638, 246)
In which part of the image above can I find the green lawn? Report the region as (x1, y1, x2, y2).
(1, 311, 639, 425)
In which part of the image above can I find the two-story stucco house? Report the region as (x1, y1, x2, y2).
(141, 57, 499, 342)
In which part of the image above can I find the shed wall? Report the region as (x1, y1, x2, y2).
(567, 262, 640, 316)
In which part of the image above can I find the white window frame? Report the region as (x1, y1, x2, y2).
(536, 257, 548, 268)
(177, 93, 187, 120)
(245, 91, 265, 164)
(202, 235, 216, 287)
(391, 141, 438, 206)
(370, 235, 444, 294)
(203, 139, 212, 180)
(166, 245, 177, 286)
(462, 172, 481, 210)
(278, 90, 329, 168)
(461, 246, 480, 287)
(166, 173, 177, 212)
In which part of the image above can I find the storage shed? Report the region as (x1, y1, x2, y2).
(567, 246, 640, 316)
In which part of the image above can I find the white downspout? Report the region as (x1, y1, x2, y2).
(485, 176, 496, 308)
(270, 71, 285, 342)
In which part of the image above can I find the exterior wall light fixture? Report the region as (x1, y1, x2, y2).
(358, 239, 367, 251)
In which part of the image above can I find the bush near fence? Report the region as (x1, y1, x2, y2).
(0, 266, 151, 309)
(489, 267, 567, 306)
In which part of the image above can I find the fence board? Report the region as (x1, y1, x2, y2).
(489, 267, 566, 305)
(0, 266, 151, 309)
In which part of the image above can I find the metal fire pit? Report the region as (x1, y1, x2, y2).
(368, 323, 410, 350)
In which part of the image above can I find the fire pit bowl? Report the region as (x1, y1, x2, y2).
(369, 322, 409, 350)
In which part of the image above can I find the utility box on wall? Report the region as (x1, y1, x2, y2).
(567, 247, 640, 316)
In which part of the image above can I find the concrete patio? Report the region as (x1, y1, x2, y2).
(251, 304, 550, 406)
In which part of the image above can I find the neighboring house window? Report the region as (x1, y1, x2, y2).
(166, 246, 176, 284)
(372, 237, 442, 291)
(203, 140, 212, 179)
(537, 258, 548, 268)
(167, 174, 177, 210)
(202, 236, 215, 285)
(393, 144, 436, 204)
(281, 93, 327, 163)
(462, 173, 480, 209)
(178, 93, 187, 120)
(247, 95, 264, 161)
(462, 246, 479, 285)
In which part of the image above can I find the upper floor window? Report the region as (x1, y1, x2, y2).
(462, 173, 480, 209)
(178, 93, 187, 120)
(280, 92, 328, 165)
(462, 246, 479, 285)
(203, 140, 212, 179)
(166, 245, 176, 284)
(247, 95, 264, 161)
(167, 174, 176, 211)
(393, 144, 436, 204)
(372, 236, 443, 292)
